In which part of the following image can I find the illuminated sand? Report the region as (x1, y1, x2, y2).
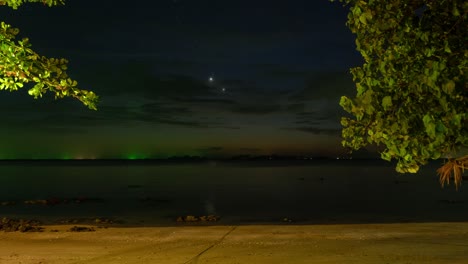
(1, 222, 468, 264)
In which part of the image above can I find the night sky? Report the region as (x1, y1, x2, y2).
(0, 0, 362, 159)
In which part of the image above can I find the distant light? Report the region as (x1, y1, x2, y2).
(126, 153, 147, 160)
(73, 155, 96, 160)
(127, 154, 138, 160)
(209, 77, 214, 82)
(221, 87, 226, 92)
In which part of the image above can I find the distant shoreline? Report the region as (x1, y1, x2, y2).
(0, 158, 400, 167)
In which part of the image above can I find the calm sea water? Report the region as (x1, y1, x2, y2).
(0, 160, 467, 225)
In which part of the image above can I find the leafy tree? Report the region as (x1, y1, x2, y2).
(0, 0, 98, 109)
(332, 0, 467, 187)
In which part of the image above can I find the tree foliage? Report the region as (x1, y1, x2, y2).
(0, 0, 98, 110)
(332, 0, 467, 187)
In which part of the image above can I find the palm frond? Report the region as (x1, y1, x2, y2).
(437, 155, 468, 190)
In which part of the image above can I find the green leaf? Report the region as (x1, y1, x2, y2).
(382, 96, 392, 111)
(452, 114, 462, 126)
(435, 121, 446, 133)
(442, 80, 455, 94)
(359, 14, 367, 25)
(444, 40, 452, 53)
(381, 151, 391, 161)
(452, 5, 460, 16)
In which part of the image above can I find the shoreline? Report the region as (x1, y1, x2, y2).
(1, 222, 467, 264)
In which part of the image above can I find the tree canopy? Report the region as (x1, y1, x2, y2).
(0, 0, 98, 110)
(332, 0, 467, 187)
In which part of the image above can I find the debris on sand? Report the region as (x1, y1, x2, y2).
(0, 217, 44, 232)
(94, 217, 114, 224)
(23, 197, 104, 206)
(24, 199, 49, 205)
(58, 217, 116, 226)
(176, 215, 220, 223)
(68, 226, 96, 232)
(0, 201, 16, 206)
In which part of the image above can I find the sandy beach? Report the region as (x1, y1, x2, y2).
(1, 222, 468, 264)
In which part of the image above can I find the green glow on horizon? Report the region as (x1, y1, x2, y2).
(126, 153, 148, 160)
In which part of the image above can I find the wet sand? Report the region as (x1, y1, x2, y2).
(1, 222, 468, 264)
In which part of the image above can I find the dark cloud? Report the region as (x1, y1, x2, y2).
(76, 60, 216, 99)
(123, 104, 209, 128)
(39, 113, 107, 126)
(0, 92, 107, 131)
(296, 111, 316, 117)
(239, 147, 262, 152)
(171, 97, 236, 105)
(293, 126, 341, 135)
(295, 111, 341, 124)
(290, 71, 354, 101)
(197, 146, 224, 152)
(295, 120, 323, 126)
(0, 119, 90, 135)
(231, 104, 282, 115)
(259, 67, 310, 80)
(25, 126, 90, 135)
(140, 103, 193, 116)
(134, 75, 216, 101)
(133, 110, 241, 129)
(148, 118, 205, 128)
(285, 103, 305, 112)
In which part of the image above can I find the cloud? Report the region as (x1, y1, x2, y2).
(171, 97, 236, 105)
(294, 126, 341, 135)
(284, 106, 344, 136)
(281, 72, 353, 133)
(295, 110, 341, 123)
(1, 67, 352, 137)
(197, 146, 224, 152)
(230, 104, 282, 115)
(139, 103, 193, 116)
(290, 71, 354, 101)
(149, 118, 205, 128)
(258, 67, 310, 80)
(75, 60, 216, 99)
(239, 147, 261, 152)
(133, 102, 242, 129)
(285, 103, 305, 112)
